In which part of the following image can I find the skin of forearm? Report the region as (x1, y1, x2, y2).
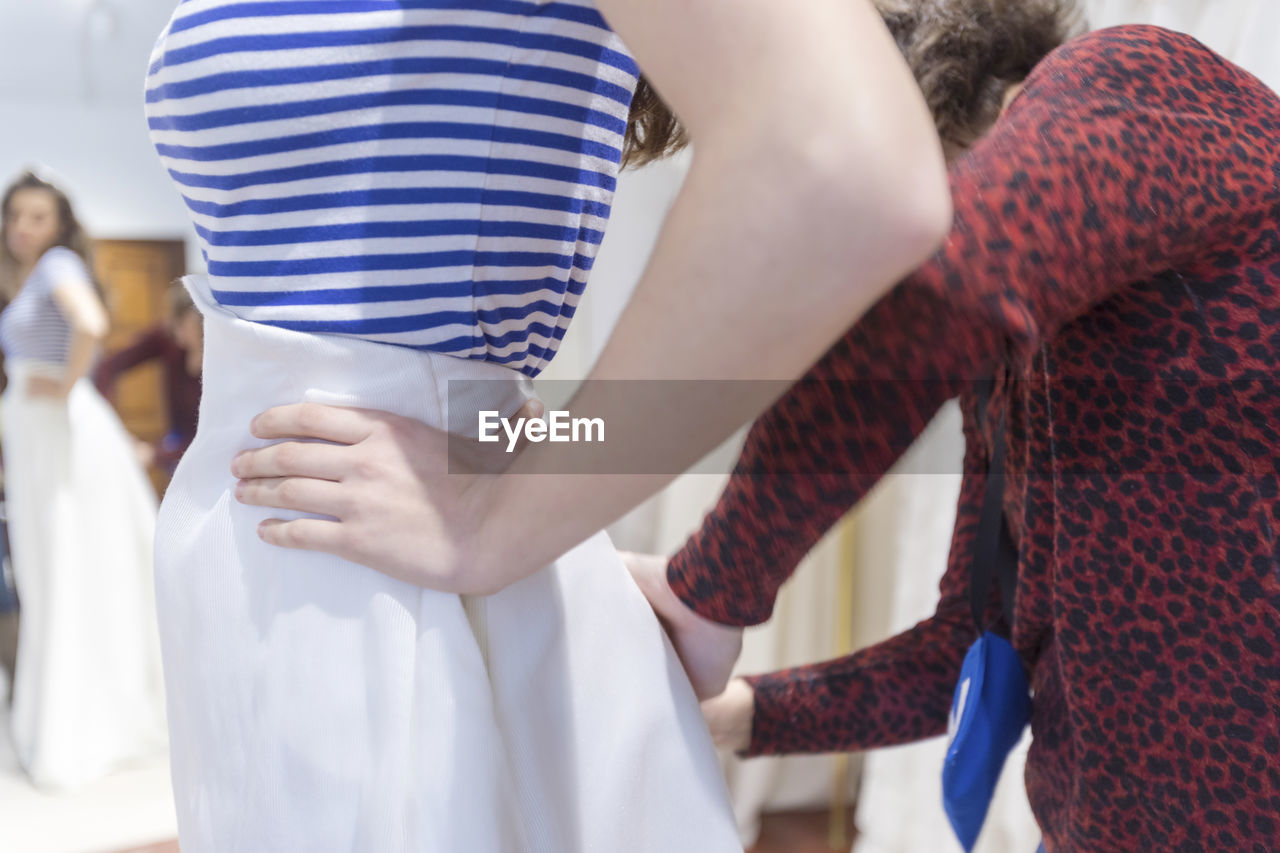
(478, 123, 949, 584)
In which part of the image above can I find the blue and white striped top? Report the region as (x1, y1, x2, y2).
(144, 0, 639, 377)
(0, 248, 94, 366)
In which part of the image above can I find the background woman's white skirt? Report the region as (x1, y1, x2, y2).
(154, 275, 740, 853)
(0, 364, 166, 790)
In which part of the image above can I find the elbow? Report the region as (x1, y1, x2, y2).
(84, 303, 111, 341)
(819, 127, 953, 272)
(58, 288, 111, 342)
(768, 124, 953, 303)
(870, 161, 952, 270)
(889, 131, 953, 252)
(80, 317, 109, 343)
(884, 155, 953, 270)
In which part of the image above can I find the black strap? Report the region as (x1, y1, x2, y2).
(970, 378, 1019, 637)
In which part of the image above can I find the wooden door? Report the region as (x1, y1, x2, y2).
(92, 239, 187, 494)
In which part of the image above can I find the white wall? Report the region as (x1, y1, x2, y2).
(0, 0, 200, 267)
(0, 101, 193, 243)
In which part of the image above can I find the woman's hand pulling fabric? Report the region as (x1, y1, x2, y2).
(620, 550, 744, 699)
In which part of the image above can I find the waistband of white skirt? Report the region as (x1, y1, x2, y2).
(183, 274, 536, 434)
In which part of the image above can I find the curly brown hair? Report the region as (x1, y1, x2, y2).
(622, 76, 691, 169)
(621, 0, 1085, 167)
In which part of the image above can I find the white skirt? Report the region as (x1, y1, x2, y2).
(155, 274, 741, 853)
(1, 364, 167, 790)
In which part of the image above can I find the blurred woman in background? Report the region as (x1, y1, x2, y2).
(0, 170, 165, 790)
(94, 279, 203, 478)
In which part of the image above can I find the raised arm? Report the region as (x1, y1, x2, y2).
(587, 0, 952, 381)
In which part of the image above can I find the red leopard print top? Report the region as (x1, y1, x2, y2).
(667, 26, 1280, 852)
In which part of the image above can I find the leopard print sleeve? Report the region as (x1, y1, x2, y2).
(741, 396, 994, 756)
(666, 26, 1270, 627)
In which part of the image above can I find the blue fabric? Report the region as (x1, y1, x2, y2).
(942, 631, 1032, 851)
(144, 0, 640, 377)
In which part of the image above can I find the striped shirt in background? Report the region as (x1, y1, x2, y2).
(144, 0, 639, 377)
(0, 248, 93, 366)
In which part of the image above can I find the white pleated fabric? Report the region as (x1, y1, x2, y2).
(0, 366, 167, 790)
(154, 273, 740, 853)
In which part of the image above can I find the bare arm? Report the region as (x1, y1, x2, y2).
(234, 0, 950, 594)
(465, 0, 951, 582)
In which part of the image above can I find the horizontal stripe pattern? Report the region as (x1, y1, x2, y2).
(144, 56, 634, 107)
(146, 0, 636, 376)
(166, 1, 615, 36)
(0, 248, 91, 365)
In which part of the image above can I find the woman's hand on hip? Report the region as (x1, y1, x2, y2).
(231, 400, 540, 594)
(620, 550, 744, 700)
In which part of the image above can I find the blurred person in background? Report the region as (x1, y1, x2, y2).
(0, 170, 166, 790)
(94, 279, 202, 476)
